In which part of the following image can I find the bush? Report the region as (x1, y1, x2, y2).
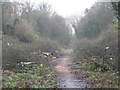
(27, 38, 62, 57)
(2, 35, 28, 69)
(15, 21, 39, 43)
(74, 25, 118, 70)
(2, 35, 61, 69)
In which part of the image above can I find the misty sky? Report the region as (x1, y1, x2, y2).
(35, 0, 97, 17)
(11, 0, 97, 17)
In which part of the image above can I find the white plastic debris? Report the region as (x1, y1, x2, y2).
(110, 58, 113, 60)
(43, 52, 51, 56)
(23, 62, 33, 65)
(21, 62, 33, 65)
(7, 43, 10, 46)
(106, 46, 109, 50)
(40, 64, 43, 67)
(52, 57, 56, 59)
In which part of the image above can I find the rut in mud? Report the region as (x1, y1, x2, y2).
(53, 53, 90, 88)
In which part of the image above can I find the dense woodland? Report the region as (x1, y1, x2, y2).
(1, 0, 120, 88)
(73, 2, 118, 69)
(2, 1, 71, 68)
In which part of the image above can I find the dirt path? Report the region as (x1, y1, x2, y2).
(53, 53, 90, 88)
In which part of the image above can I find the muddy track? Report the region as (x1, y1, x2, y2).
(53, 54, 90, 88)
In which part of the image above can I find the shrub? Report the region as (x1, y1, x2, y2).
(15, 21, 39, 43)
(2, 35, 61, 69)
(28, 38, 62, 57)
(74, 25, 118, 70)
(2, 35, 28, 69)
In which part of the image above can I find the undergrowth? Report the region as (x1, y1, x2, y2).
(73, 59, 119, 88)
(2, 63, 57, 88)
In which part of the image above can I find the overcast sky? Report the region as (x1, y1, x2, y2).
(36, 0, 97, 17)
(11, 0, 97, 17)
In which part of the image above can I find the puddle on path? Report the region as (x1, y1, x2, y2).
(54, 55, 90, 88)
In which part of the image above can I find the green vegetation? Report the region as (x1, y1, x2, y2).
(73, 2, 118, 72)
(72, 2, 114, 39)
(2, 1, 69, 88)
(72, 60, 119, 88)
(1, 0, 119, 88)
(72, 2, 119, 88)
(2, 63, 57, 88)
(2, 1, 70, 68)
